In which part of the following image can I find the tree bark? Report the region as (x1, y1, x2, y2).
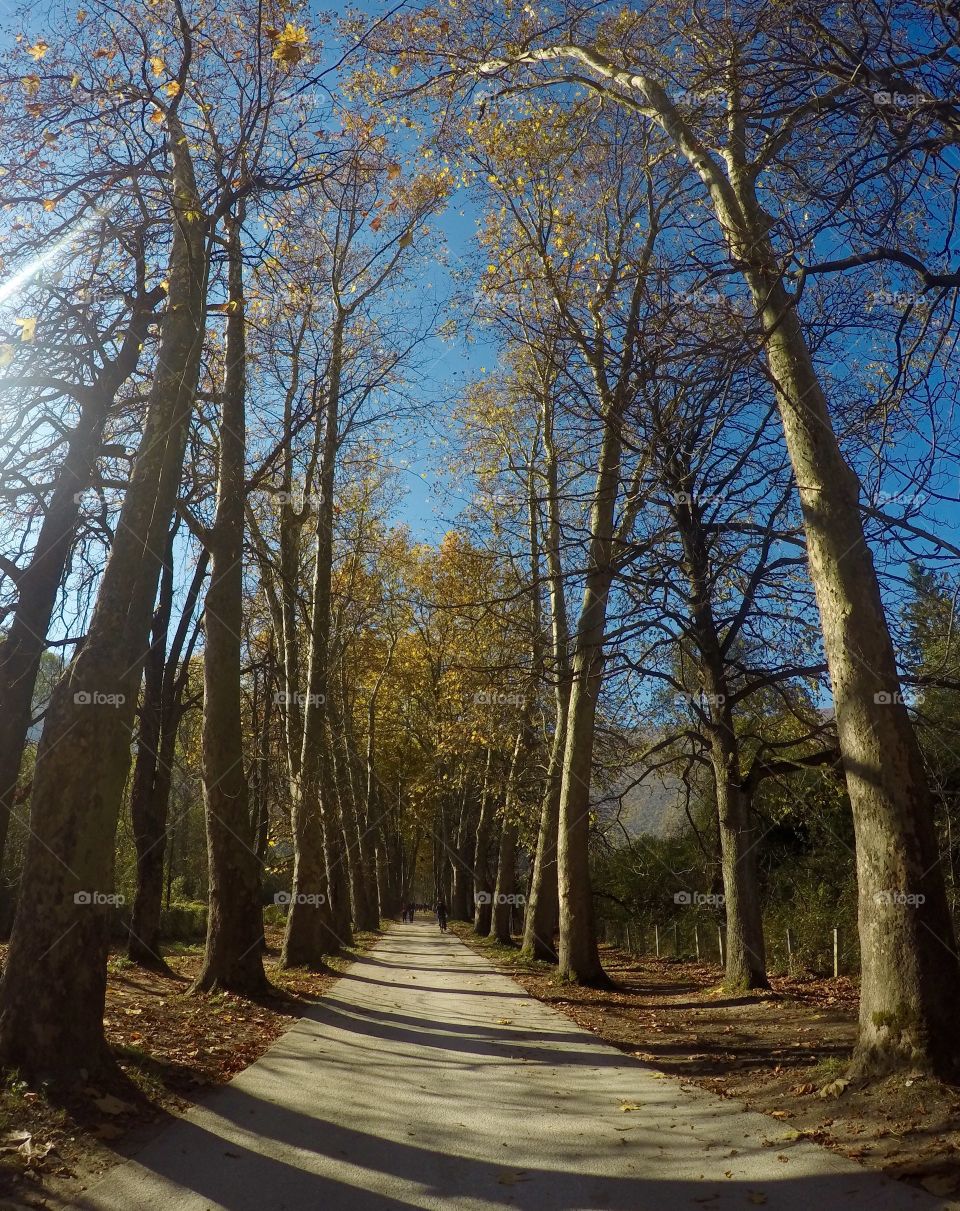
(193, 207, 268, 997)
(0, 291, 158, 874)
(523, 389, 569, 961)
(556, 399, 624, 985)
(472, 749, 495, 935)
(673, 490, 769, 990)
(725, 184, 959, 1070)
(492, 818, 518, 944)
(0, 118, 208, 1080)
(283, 311, 347, 962)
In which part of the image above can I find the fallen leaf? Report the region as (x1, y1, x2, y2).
(93, 1123, 125, 1141)
(93, 1094, 133, 1116)
(497, 1170, 531, 1186)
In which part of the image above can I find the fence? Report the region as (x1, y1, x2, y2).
(599, 914, 860, 977)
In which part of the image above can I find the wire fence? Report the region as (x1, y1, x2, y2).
(598, 913, 861, 978)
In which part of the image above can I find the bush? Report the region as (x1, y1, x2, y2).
(159, 900, 207, 942)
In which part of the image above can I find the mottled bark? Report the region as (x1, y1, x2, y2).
(0, 289, 158, 873)
(283, 312, 346, 963)
(472, 749, 495, 935)
(193, 209, 268, 996)
(523, 391, 569, 962)
(557, 400, 623, 985)
(0, 117, 208, 1079)
(673, 491, 768, 990)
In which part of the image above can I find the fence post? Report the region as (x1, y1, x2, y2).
(717, 925, 724, 968)
(833, 927, 839, 979)
(655, 924, 660, 958)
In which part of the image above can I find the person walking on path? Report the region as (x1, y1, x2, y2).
(435, 899, 448, 932)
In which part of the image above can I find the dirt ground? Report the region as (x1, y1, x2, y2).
(451, 926, 960, 1202)
(0, 926, 380, 1207)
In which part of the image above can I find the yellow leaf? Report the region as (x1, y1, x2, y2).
(21, 74, 40, 96)
(149, 56, 165, 76)
(162, 79, 180, 97)
(389, 64, 401, 77)
(42, 199, 56, 212)
(386, 162, 401, 180)
(77, 8, 87, 20)
(0, 344, 15, 367)
(270, 22, 308, 66)
(149, 107, 165, 125)
(70, 72, 80, 89)
(27, 41, 50, 61)
(14, 317, 36, 342)
(398, 229, 413, 249)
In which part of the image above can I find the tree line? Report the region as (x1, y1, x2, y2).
(0, 0, 959, 1087)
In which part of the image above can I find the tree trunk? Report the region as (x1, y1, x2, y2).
(523, 392, 569, 962)
(283, 311, 346, 962)
(557, 397, 624, 985)
(673, 489, 768, 990)
(492, 819, 518, 944)
(522, 697, 566, 960)
(473, 749, 495, 935)
(725, 181, 960, 1072)
(0, 294, 157, 874)
(0, 122, 207, 1080)
(128, 543, 206, 966)
(193, 208, 268, 997)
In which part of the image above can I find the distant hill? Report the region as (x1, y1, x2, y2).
(593, 759, 691, 840)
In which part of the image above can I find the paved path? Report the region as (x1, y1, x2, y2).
(79, 922, 947, 1210)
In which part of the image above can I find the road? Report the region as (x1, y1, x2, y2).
(78, 921, 947, 1210)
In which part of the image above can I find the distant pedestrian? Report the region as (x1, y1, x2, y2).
(435, 899, 448, 932)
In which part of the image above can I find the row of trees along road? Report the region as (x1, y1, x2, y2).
(0, 0, 958, 1087)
